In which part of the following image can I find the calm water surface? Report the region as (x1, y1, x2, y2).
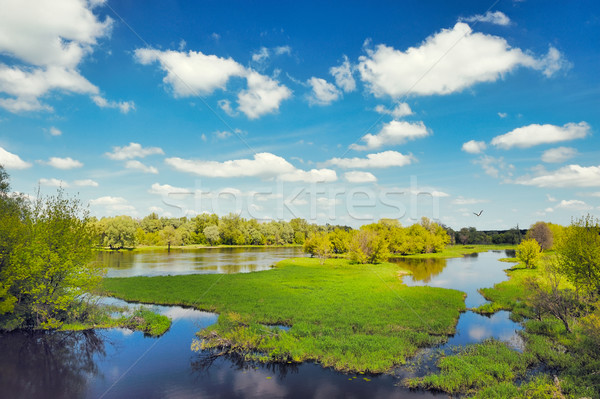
(99, 246, 305, 277)
(0, 249, 523, 398)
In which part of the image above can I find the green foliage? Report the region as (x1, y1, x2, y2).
(203, 225, 220, 245)
(122, 308, 171, 336)
(95, 215, 137, 249)
(555, 214, 600, 295)
(103, 257, 466, 373)
(517, 239, 541, 268)
(348, 229, 390, 264)
(0, 173, 104, 329)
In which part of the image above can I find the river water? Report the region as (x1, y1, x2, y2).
(0, 248, 521, 398)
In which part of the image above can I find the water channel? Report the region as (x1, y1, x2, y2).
(0, 248, 521, 398)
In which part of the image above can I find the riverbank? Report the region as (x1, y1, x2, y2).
(398, 244, 516, 259)
(94, 243, 303, 252)
(103, 257, 466, 373)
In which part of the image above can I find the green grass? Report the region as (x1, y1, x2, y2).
(103, 257, 466, 372)
(399, 244, 515, 259)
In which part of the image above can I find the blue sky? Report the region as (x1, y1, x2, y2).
(1, 0, 599, 229)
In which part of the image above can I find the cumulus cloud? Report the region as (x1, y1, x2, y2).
(0, 0, 131, 113)
(515, 164, 600, 188)
(134, 48, 246, 96)
(460, 11, 511, 26)
(49, 127, 62, 136)
(462, 140, 487, 154)
(329, 55, 356, 92)
(541, 147, 577, 163)
(39, 178, 68, 187)
(218, 99, 237, 116)
(134, 48, 291, 119)
(125, 160, 158, 174)
(350, 120, 429, 151)
(474, 155, 513, 178)
(73, 179, 98, 187)
(251, 47, 270, 64)
(106, 142, 164, 160)
(374, 102, 413, 118)
(452, 196, 488, 205)
(357, 22, 567, 98)
(148, 183, 193, 196)
(237, 71, 292, 119)
(44, 156, 83, 169)
(307, 77, 341, 106)
(344, 171, 377, 183)
(0, 146, 31, 169)
(491, 122, 589, 149)
(92, 96, 135, 114)
(89, 195, 135, 213)
(556, 199, 592, 210)
(326, 151, 414, 169)
(165, 152, 337, 183)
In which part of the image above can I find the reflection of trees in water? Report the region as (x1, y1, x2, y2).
(0, 330, 106, 399)
(392, 258, 448, 283)
(190, 349, 299, 379)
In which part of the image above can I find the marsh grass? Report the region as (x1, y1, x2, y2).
(103, 257, 466, 372)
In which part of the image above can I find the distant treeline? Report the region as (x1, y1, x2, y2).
(92, 213, 352, 249)
(443, 226, 527, 245)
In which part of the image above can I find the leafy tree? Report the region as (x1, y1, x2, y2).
(517, 239, 541, 268)
(349, 229, 389, 264)
(97, 216, 137, 249)
(1, 187, 104, 329)
(526, 221, 554, 251)
(159, 225, 182, 251)
(556, 215, 600, 295)
(203, 225, 220, 245)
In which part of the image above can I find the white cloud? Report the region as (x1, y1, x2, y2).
(452, 196, 488, 205)
(541, 147, 578, 163)
(556, 199, 592, 210)
(214, 130, 232, 140)
(134, 48, 246, 96)
(49, 127, 62, 136)
(89, 195, 135, 213)
(134, 48, 291, 119)
(462, 140, 487, 154)
(307, 77, 341, 106)
(237, 71, 291, 119)
(374, 102, 413, 118)
(0, 146, 31, 169)
(218, 99, 237, 116)
(73, 179, 98, 187)
(39, 178, 68, 187)
(546, 194, 557, 202)
(0, 0, 132, 113)
(491, 122, 590, 149)
(92, 96, 135, 114)
(461, 11, 511, 26)
(274, 46, 291, 56)
(326, 151, 414, 169)
(515, 164, 600, 188)
(106, 142, 164, 160)
(329, 55, 356, 92)
(251, 47, 270, 63)
(125, 160, 158, 174)
(149, 183, 193, 196)
(357, 22, 567, 98)
(350, 120, 429, 151)
(473, 155, 513, 178)
(165, 152, 336, 183)
(344, 171, 377, 183)
(44, 156, 83, 170)
(498, 112, 507, 118)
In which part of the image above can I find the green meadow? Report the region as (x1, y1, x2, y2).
(103, 257, 465, 372)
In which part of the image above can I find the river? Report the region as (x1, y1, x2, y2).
(0, 248, 520, 398)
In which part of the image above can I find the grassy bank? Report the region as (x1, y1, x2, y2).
(408, 257, 600, 398)
(60, 305, 171, 336)
(103, 257, 466, 372)
(94, 243, 302, 252)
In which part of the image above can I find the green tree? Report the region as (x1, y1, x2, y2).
(517, 239, 541, 268)
(349, 229, 390, 264)
(556, 215, 600, 295)
(97, 216, 137, 249)
(1, 188, 104, 329)
(303, 233, 331, 264)
(203, 225, 220, 245)
(159, 225, 182, 251)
